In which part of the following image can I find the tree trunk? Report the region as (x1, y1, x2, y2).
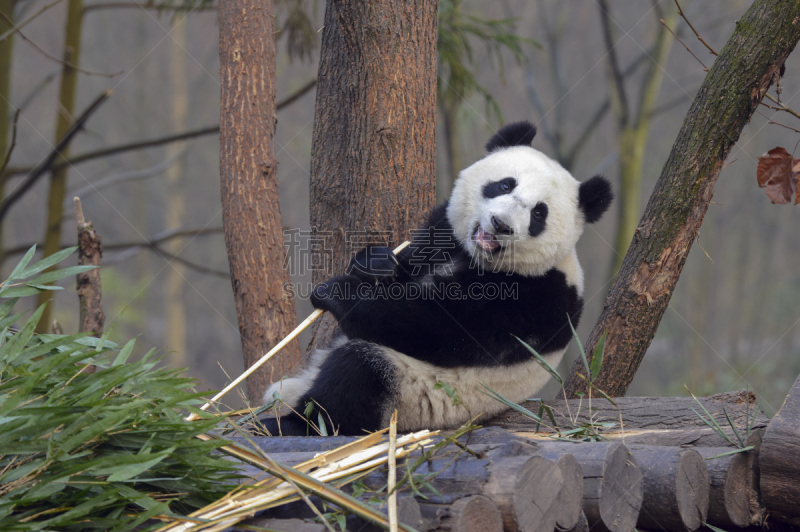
(0, 0, 15, 265)
(36, 0, 83, 332)
(564, 0, 800, 398)
(165, 18, 188, 367)
(307, 0, 438, 351)
(219, 0, 301, 402)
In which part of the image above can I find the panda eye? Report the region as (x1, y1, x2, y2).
(532, 209, 543, 219)
(483, 177, 517, 199)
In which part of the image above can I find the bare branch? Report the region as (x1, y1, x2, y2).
(0, 90, 112, 222)
(4, 226, 224, 258)
(634, 7, 678, 129)
(597, 0, 629, 126)
(757, 109, 800, 134)
(674, 0, 718, 56)
(661, 18, 707, 70)
(0, 0, 67, 43)
(68, 150, 184, 201)
(0, 108, 19, 176)
(1, 77, 316, 178)
(83, 1, 217, 13)
(564, 46, 655, 166)
(108, 244, 230, 278)
(763, 93, 800, 121)
(0, 10, 121, 77)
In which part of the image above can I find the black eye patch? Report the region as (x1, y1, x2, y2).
(482, 177, 517, 199)
(528, 202, 548, 237)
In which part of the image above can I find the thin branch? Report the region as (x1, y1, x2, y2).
(634, 7, 678, 130)
(3, 226, 224, 258)
(650, 93, 692, 118)
(275, 77, 317, 111)
(83, 1, 217, 13)
(131, 244, 230, 278)
(0, 0, 67, 42)
(16, 70, 58, 112)
(103, 226, 224, 251)
(0, 10, 120, 78)
(2, 77, 316, 178)
(764, 93, 800, 121)
(68, 150, 184, 200)
(0, 90, 112, 222)
(674, 0, 718, 56)
(661, 18, 707, 70)
(564, 46, 655, 166)
(0, 109, 20, 176)
(756, 109, 800, 134)
(597, 0, 630, 126)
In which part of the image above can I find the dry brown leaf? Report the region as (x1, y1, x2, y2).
(757, 147, 799, 204)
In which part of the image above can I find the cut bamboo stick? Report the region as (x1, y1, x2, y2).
(186, 240, 412, 421)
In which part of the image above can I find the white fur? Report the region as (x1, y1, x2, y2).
(382, 346, 565, 431)
(447, 146, 585, 277)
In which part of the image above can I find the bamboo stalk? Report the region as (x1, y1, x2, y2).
(388, 411, 398, 532)
(187, 240, 412, 421)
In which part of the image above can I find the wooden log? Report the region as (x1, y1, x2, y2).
(419, 495, 503, 532)
(627, 445, 709, 531)
(567, 509, 588, 532)
(516, 427, 766, 449)
(487, 390, 768, 435)
(696, 447, 760, 528)
(760, 373, 800, 526)
(537, 441, 643, 532)
(409, 442, 563, 532)
(535, 447, 584, 531)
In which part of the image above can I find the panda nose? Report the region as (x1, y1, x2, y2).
(491, 216, 513, 235)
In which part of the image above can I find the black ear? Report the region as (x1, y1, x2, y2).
(486, 121, 537, 152)
(579, 175, 613, 224)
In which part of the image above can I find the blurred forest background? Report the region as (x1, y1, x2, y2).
(2, 0, 798, 415)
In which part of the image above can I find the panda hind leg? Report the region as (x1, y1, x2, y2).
(297, 340, 396, 436)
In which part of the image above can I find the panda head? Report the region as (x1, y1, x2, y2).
(446, 121, 613, 276)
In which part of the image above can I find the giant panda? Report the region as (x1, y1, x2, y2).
(261, 121, 613, 436)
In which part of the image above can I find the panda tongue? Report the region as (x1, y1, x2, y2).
(474, 227, 501, 251)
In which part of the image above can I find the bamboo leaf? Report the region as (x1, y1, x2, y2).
(567, 315, 589, 375)
(6, 245, 36, 281)
(0, 285, 44, 298)
(27, 265, 97, 285)
(15, 246, 78, 280)
(515, 335, 563, 385)
(704, 446, 755, 460)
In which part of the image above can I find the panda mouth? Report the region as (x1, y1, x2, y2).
(472, 226, 502, 252)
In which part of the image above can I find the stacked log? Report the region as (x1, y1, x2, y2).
(231, 387, 800, 532)
(760, 373, 800, 527)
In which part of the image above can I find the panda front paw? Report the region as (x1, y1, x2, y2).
(346, 246, 399, 284)
(310, 275, 358, 315)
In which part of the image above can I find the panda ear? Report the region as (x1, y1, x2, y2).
(579, 175, 613, 224)
(486, 121, 537, 152)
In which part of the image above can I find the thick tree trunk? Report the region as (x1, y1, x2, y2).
(307, 0, 438, 351)
(36, 0, 83, 332)
(219, 0, 301, 402)
(564, 0, 800, 398)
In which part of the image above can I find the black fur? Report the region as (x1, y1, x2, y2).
(528, 203, 548, 237)
(483, 177, 517, 199)
(310, 202, 583, 369)
(485, 121, 537, 151)
(579, 175, 614, 224)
